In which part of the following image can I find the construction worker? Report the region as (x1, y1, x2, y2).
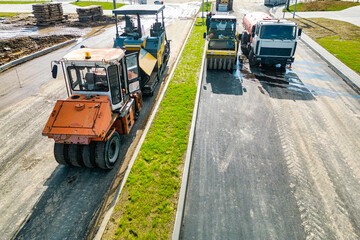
(206, 12, 211, 34)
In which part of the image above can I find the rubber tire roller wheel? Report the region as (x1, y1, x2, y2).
(81, 143, 96, 168)
(94, 132, 121, 170)
(68, 144, 83, 167)
(54, 143, 70, 166)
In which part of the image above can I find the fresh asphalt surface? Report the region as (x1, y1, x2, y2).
(2, 1, 360, 239)
(180, 2, 360, 240)
(11, 27, 162, 240)
(0, 3, 198, 239)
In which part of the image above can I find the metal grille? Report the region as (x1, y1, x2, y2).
(260, 47, 292, 56)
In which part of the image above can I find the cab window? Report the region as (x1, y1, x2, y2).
(108, 65, 121, 105)
(126, 54, 139, 80)
(67, 66, 108, 92)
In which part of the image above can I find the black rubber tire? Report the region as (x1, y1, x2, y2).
(249, 49, 256, 66)
(67, 144, 84, 167)
(240, 32, 250, 56)
(94, 132, 121, 170)
(81, 143, 96, 168)
(134, 111, 140, 121)
(54, 143, 70, 166)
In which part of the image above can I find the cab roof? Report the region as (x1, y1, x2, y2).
(113, 5, 165, 15)
(259, 19, 297, 26)
(63, 48, 125, 63)
(211, 15, 236, 20)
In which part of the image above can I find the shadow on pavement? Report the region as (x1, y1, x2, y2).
(205, 69, 244, 95)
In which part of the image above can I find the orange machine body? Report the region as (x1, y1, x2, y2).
(42, 94, 139, 144)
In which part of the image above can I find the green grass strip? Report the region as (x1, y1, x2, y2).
(290, 18, 360, 75)
(0, 1, 49, 4)
(200, 2, 212, 12)
(111, 21, 206, 239)
(316, 36, 360, 74)
(71, 1, 125, 10)
(285, 1, 360, 12)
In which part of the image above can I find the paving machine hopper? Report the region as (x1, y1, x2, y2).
(113, 5, 170, 95)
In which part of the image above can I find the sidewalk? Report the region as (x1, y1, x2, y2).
(272, 5, 360, 93)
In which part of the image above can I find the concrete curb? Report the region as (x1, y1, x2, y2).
(93, 18, 198, 240)
(0, 39, 76, 73)
(300, 33, 360, 94)
(172, 37, 207, 240)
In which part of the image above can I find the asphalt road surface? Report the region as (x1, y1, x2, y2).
(0, 3, 198, 239)
(180, 1, 360, 239)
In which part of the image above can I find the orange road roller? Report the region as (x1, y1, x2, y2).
(43, 48, 145, 169)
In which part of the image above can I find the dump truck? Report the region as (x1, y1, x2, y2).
(43, 48, 145, 169)
(113, 5, 170, 95)
(216, 0, 233, 11)
(240, 12, 302, 67)
(205, 15, 238, 70)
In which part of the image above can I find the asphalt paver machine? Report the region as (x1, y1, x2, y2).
(113, 5, 170, 95)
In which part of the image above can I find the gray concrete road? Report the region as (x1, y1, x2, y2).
(0, 3, 198, 239)
(180, 1, 360, 239)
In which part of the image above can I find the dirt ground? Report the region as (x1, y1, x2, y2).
(0, 35, 76, 65)
(0, 13, 115, 66)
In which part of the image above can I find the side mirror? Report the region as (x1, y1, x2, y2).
(238, 33, 242, 40)
(203, 32, 206, 39)
(51, 64, 58, 79)
(251, 25, 255, 38)
(298, 28, 302, 37)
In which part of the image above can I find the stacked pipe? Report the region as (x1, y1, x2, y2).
(32, 3, 64, 26)
(76, 6, 104, 23)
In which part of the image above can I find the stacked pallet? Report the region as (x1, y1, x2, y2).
(76, 6, 103, 23)
(32, 3, 64, 26)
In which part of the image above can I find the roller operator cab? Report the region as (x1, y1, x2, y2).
(42, 48, 143, 169)
(241, 12, 302, 67)
(112, 5, 170, 95)
(205, 15, 239, 70)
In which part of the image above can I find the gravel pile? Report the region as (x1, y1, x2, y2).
(32, 3, 64, 26)
(76, 6, 104, 23)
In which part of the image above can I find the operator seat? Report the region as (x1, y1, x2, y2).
(150, 22, 163, 37)
(85, 72, 96, 90)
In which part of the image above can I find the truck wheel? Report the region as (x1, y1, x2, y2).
(54, 143, 70, 166)
(94, 132, 121, 169)
(249, 50, 256, 66)
(241, 32, 249, 56)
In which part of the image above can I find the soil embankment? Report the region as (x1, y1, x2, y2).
(0, 35, 76, 65)
(0, 13, 115, 66)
